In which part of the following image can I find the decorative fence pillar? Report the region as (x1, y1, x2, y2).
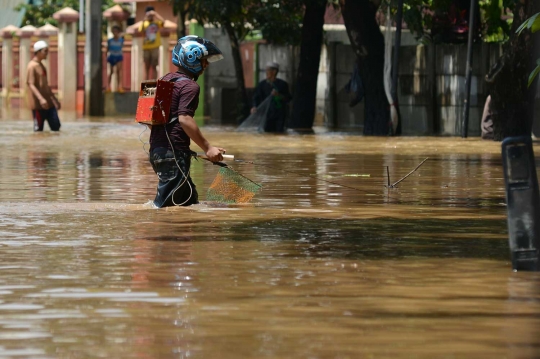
(158, 28, 172, 77)
(36, 24, 59, 84)
(17, 25, 37, 101)
(103, 5, 129, 38)
(0, 25, 19, 100)
(53, 7, 79, 111)
(127, 23, 144, 91)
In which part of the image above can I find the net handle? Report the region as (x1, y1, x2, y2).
(197, 153, 235, 160)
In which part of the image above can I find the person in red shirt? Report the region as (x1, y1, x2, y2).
(148, 35, 226, 208)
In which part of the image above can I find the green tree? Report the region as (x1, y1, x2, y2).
(251, 0, 304, 46)
(289, 0, 329, 130)
(337, 0, 516, 136)
(16, 0, 117, 29)
(340, 0, 390, 135)
(384, 0, 514, 44)
(487, 0, 540, 139)
(517, 12, 540, 86)
(161, 0, 192, 39)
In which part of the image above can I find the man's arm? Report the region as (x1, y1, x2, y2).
(250, 83, 262, 114)
(155, 12, 165, 23)
(178, 115, 224, 162)
(50, 90, 61, 110)
(273, 80, 292, 103)
(28, 83, 49, 109)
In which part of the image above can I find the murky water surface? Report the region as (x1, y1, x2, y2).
(0, 114, 539, 358)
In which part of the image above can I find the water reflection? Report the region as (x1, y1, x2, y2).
(0, 118, 539, 357)
(0, 123, 510, 208)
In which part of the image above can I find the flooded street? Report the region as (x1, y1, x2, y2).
(0, 114, 539, 358)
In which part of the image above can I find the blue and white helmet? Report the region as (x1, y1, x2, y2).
(172, 35, 224, 75)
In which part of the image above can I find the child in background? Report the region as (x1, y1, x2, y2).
(106, 25, 124, 93)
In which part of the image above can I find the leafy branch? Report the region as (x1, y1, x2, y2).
(516, 12, 540, 87)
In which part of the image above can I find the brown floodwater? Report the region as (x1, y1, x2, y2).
(0, 112, 539, 358)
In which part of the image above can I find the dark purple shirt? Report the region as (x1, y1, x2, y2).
(149, 72, 200, 152)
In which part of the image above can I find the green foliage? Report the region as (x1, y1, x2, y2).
(516, 12, 540, 35)
(529, 59, 540, 88)
(383, 0, 515, 44)
(250, 0, 305, 45)
(166, 0, 191, 16)
(165, 0, 333, 46)
(516, 12, 540, 87)
(16, 0, 117, 29)
(480, 0, 512, 42)
(252, 0, 332, 45)
(186, 0, 314, 45)
(189, 0, 253, 42)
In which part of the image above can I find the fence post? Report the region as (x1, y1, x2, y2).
(127, 25, 144, 92)
(158, 28, 171, 78)
(0, 25, 19, 102)
(17, 25, 37, 103)
(103, 5, 129, 39)
(53, 7, 79, 112)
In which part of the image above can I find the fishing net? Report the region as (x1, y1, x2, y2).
(237, 96, 271, 132)
(206, 166, 262, 204)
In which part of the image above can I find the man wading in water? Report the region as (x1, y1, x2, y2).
(250, 62, 292, 132)
(26, 41, 61, 132)
(148, 35, 226, 208)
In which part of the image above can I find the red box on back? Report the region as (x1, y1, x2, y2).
(135, 80, 175, 125)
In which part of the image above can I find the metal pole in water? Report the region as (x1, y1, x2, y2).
(461, 0, 477, 138)
(502, 136, 540, 271)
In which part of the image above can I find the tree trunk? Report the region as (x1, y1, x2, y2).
(340, 0, 390, 135)
(488, 0, 540, 140)
(223, 22, 250, 123)
(289, 0, 327, 130)
(177, 8, 187, 39)
(171, 0, 188, 38)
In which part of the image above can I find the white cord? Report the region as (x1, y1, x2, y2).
(164, 119, 193, 207)
(138, 124, 150, 155)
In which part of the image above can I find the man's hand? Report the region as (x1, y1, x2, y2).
(205, 146, 225, 162)
(54, 101, 61, 110)
(39, 98, 50, 109)
(250, 107, 257, 114)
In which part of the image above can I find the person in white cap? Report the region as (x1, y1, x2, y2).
(26, 40, 61, 131)
(250, 61, 291, 132)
